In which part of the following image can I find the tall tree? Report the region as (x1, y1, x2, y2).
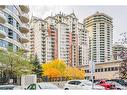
(30, 55, 42, 78)
(119, 32, 127, 79)
(0, 49, 33, 83)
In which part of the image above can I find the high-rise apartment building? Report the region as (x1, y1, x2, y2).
(30, 12, 89, 66)
(29, 16, 48, 63)
(84, 11, 113, 63)
(0, 5, 29, 54)
(78, 22, 89, 66)
(45, 16, 58, 62)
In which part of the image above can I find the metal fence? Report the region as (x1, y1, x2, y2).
(0, 76, 21, 85)
(41, 76, 74, 82)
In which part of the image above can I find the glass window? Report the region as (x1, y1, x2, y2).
(115, 67, 118, 71)
(8, 42, 13, 51)
(7, 6, 20, 16)
(13, 32, 17, 40)
(8, 29, 13, 39)
(75, 81, 81, 85)
(111, 67, 114, 71)
(98, 69, 100, 72)
(68, 81, 76, 85)
(0, 40, 5, 48)
(0, 25, 4, 31)
(108, 68, 111, 71)
(27, 84, 36, 90)
(8, 15, 13, 25)
(7, 6, 13, 12)
(105, 68, 107, 72)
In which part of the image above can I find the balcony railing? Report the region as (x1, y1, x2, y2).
(19, 5, 29, 13)
(19, 24, 29, 33)
(19, 13, 29, 23)
(0, 11, 6, 24)
(0, 28, 6, 39)
(20, 34, 29, 43)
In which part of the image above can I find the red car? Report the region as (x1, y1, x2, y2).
(96, 80, 116, 90)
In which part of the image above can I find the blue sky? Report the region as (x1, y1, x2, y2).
(30, 6, 127, 44)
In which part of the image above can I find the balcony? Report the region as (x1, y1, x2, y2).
(19, 24, 29, 33)
(19, 5, 29, 13)
(20, 35, 29, 43)
(0, 12, 6, 24)
(0, 29, 6, 38)
(0, 5, 6, 10)
(19, 13, 29, 23)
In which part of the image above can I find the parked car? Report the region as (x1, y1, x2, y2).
(107, 81, 127, 90)
(108, 79, 127, 86)
(89, 79, 100, 83)
(25, 83, 60, 90)
(96, 80, 116, 90)
(64, 80, 105, 90)
(0, 85, 15, 90)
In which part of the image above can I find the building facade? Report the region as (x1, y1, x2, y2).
(29, 16, 48, 63)
(0, 5, 29, 53)
(84, 11, 113, 63)
(78, 22, 89, 66)
(79, 60, 121, 80)
(30, 12, 89, 66)
(113, 43, 127, 60)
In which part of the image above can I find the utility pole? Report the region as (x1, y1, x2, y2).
(89, 60, 95, 89)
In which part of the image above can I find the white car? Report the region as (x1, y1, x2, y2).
(64, 80, 105, 90)
(107, 81, 127, 90)
(0, 85, 15, 90)
(25, 82, 60, 90)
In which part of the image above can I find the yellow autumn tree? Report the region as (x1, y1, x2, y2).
(42, 59, 85, 79)
(43, 68, 61, 78)
(64, 67, 74, 79)
(51, 59, 66, 76)
(42, 59, 66, 77)
(65, 67, 85, 79)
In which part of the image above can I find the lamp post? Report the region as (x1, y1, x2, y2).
(89, 60, 95, 89)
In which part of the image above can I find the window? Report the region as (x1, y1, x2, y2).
(111, 67, 114, 71)
(68, 81, 76, 85)
(115, 67, 118, 71)
(75, 81, 81, 85)
(8, 29, 13, 39)
(68, 81, 81, 85)
(98, 69, 100, 72)
(27, 84, 36, 90)
(0, 40, 7, 48)
(8, 15, 13, 25)
(101, 68, 103, 72)
(108, 68, 111, 71)
(105, 68, 107, 72)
